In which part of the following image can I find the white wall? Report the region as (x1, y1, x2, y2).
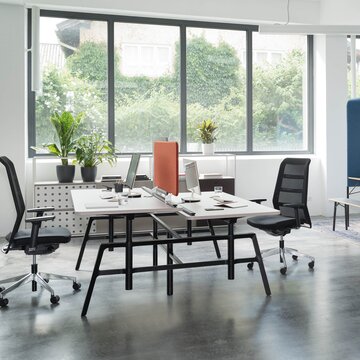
(314, 35, 348, 215)
(320, 0, 360, 25)
(0, 0, 320, 24)
(0, 4, 26, 236)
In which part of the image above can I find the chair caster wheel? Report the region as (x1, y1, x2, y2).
(0, 298, 9, 307)
(292, 255, 298, 261)
(0, 286, 5, 292)
(44, 278, 49, 283)
(308, 261, 315, 269)
(73, 282, 81, 291)
(247, 263, 254, 270)
(50, 295, 60, 304)
(280, 267, 287, 275)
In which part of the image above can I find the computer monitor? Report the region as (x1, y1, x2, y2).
(182, 160, 201, 202)
(124, 154, 141, 197)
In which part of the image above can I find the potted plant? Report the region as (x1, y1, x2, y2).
(197, 119, 218, 155)
(36, 111, 84, 183)
(74, 130, 117, 182)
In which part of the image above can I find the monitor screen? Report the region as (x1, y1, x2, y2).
(185, 161, 201, 195)
(182, 160, 201, 202)
(124, 154, 141, 189)
(153, 141, 179, 195)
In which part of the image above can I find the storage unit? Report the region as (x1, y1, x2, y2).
(33, 182, 97, 236)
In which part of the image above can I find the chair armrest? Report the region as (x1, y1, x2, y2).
(27, 206, 55, 213)
(27, 207, 55, 217)
(25, 215, 55, 223)
(249, 198, 267, 204)
(25, 215, 55, 250)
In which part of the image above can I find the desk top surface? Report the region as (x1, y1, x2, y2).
(71, 188, 278, 220)
(71, 188, 178, 215)
(175, 192, 279, 220)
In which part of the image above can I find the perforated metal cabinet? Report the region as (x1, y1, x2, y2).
(33, 182, 97, 236)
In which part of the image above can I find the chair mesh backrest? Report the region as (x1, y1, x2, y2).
(0, 156, 25, 240)
(273, 158, 311, 226)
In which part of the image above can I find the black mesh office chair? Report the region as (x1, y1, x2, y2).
(247, 158, 314, 275)
(0, 156, 81, 307)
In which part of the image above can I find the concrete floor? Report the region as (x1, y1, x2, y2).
(1, 217, 360, 360)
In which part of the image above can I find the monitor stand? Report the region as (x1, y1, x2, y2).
(181, 191, 200, 203)
(127, 189, 141, 198)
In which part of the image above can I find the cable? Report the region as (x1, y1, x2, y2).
(285, 0, 290, 25)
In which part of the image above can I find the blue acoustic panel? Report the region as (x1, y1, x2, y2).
(347, 98, 360, 187)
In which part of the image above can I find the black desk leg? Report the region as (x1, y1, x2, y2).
(167, 233, 173, 296)
(153, 219, 158, 267)
(187, 220, 192, 246)
(76, 217, 95, 270)
(109, 216, 114, 251)
(345, 204, 349, 230)
(125, 215, 134, 290)
(207, 220, 221, 259)
(251, 234, 271, 296)
(332, 202, 337, 231)
(227, 220, 235, 280)
(81, 243, 106, 317)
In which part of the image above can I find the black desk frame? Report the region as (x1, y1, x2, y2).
(80, 213, 270, 317)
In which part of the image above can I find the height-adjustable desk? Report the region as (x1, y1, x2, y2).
(71, 188, 279, 316)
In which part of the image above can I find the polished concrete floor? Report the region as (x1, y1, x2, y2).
(1, 217, 360, 360)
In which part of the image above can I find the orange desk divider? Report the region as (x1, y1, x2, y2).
(153, 141, 179, 196)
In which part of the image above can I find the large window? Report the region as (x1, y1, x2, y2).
(34, 17, 108, 148)
(252, 33, 308, 151)
(29, 11, 313, 155)
(114, 23, 180, 152)
(186, 28, 247, 152)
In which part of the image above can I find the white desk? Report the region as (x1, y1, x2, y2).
(176, 191, 278, 220)
(71, 188, 178, 216)
(71, 189, 279, 316)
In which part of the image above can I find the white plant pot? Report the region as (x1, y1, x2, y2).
(202, 143, 214, 155)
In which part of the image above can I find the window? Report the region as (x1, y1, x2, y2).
(34, 16, 108, 149)
(114, 23, 180, 153)
(347, 36, 360, 99)
(186, 28, 247, 152)
(29, 11, 313, 155)
(252, 33, 308, 151)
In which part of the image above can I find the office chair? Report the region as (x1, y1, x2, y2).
(0, 156, 81, 307)
(247, 158, 314, 275)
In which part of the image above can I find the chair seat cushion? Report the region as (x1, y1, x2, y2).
(6, 227, 71, 248)
(247, 215, 297, 234)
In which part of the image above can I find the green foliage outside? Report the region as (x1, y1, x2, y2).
(35, 36, 305, 152)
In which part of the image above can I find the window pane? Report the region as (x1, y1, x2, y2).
(35, 17, 108, 149)
(252, 34, 307, 151)
(186, 28, 247, 152)
(347, 37, 360, 98)
(114, 23, 180, 152)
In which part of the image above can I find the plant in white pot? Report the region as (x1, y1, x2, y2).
(74, 130, 117, 182)
(197, 119, 218, 155)
(34, 111, 84, 183)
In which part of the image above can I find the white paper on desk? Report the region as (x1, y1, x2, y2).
(214, 202, 248, 209)
(85, 202, 119, 209)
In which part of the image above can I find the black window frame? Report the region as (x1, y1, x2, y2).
(28, 9, 314, 157)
